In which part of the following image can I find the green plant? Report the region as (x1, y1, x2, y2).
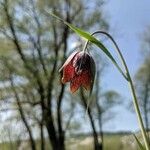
(49, 12, 150, 150)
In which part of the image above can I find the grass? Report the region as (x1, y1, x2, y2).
(0, 133, 141, 150)
(0, 142, 17, 150)
(67, 133, 136, 150)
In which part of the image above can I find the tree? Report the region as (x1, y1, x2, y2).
(0, 0, 108, 149)
(134, 26, 150, 139)
(79, 55, 121, 150)
(135, 57, 150, 131)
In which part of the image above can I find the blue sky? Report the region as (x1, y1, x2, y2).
(100, 0, 150, 132)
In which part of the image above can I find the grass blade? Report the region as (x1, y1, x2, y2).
(133, 134, 146, 150)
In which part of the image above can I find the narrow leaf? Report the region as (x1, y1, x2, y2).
(49, 12, 128, 80)
(133, 134, 146, 150)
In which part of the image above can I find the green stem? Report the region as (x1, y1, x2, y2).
(83, 31, 150, 150)
(128, 73, 150, 150)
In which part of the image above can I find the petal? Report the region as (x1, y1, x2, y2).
(74, 52, 90, 74)
(89, 55, 96, 92)
(81, 71, 92, 90)
(70, 76, 82, 93)
(89, 55, 96, 80)
(70, 71, 92, 93)
(62, 63, 75, 83)
(59, 51, 79, 72)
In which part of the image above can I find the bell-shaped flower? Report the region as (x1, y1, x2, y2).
(59, 51, 96, 93)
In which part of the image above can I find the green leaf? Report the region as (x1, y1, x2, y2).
(49, 12, 128, 80)
(133, 134, 146, 150)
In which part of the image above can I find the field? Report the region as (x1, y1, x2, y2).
(67, 133, 137, 150)
(0, 133, 141, 150)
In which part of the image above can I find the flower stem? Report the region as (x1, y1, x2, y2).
(127, 73, 150, 150)
(100, 31, 150, 150)
(85, 31, 150, 150)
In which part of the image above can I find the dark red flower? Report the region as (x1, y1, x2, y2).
(59, 51, 95, 93)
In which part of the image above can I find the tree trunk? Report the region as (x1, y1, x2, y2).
(143, 80, 150, 142)
(81, 90, 102, 150)
(57, 85, 65, 150)
(96, 104, 103, 150)
(88, 107, 102, 150)
(40, 123, 45, 150)
(10, 77, 36, 150)
(143, 82, 149, 130)
(96, 69, 103, 150)
(44, 110, 59, 150)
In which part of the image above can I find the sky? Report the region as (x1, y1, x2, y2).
(99, 0, 150, 132)
(1, 0, 150, 137)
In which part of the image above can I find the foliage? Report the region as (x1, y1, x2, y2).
(0, 0, 111, 149)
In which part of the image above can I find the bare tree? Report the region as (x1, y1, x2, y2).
(0, 0, 108, 149)
(135, 58, 150, 131)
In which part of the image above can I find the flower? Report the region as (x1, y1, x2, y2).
(59, 51, 95, 93)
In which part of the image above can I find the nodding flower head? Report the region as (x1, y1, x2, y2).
(59, 51, 96, 93)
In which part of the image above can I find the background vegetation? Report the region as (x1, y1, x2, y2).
(0, 0, 149, 150)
